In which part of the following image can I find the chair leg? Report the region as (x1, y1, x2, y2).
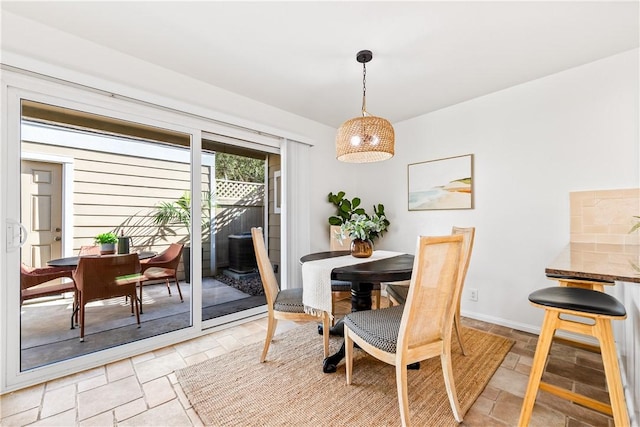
(396, 362, 410, 427)
(165, 278, 172, 296)
(79, 302, 85, 342)
(174, 276, 184, 302)
(132, 290, 141, 327)
(331, 295, 337, 327)
(321, 312, 330, 358)
(441, 349, 463, 422)
(260, 314, 277, 363)
(345, 326, 354, 385)
(373, 289, 381, 309)
(519, 311, 559, 426)
(70, 291, 79, 330)
(595, 318, 630, 426)
(453, 308, 466, 355)
(138, 283, 144, 314)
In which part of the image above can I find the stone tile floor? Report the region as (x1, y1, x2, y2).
(1, 298, 615, 426)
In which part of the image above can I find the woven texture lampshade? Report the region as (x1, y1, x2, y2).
(336, 50, 394, 163)
(336, 115, 395, 163)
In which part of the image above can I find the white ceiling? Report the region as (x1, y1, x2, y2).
(3, 1, 638, 127)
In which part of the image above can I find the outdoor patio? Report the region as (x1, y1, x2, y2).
(20, 276, 266, 371)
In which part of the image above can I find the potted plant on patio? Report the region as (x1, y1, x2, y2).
(95, 232, 118, 255)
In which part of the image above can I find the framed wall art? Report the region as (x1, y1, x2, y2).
(408, 154, 474, 210)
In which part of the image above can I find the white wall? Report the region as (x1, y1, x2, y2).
(310, 49, 638, 332)
(1, 11, 336, 146)
(4, 10, 638, 334)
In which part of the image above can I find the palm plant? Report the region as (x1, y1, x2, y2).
(151, 191, 212, 239)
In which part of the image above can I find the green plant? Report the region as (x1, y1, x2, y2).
(151, 191, 212, 239)
(339, 213, 389, 242)
(328, 191, 390, 242)
(629, 215, 640, 234)
(327, 191, 366, 226)
(94, 232, 118, 244)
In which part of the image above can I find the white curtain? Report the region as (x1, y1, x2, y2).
(280, 138, 311, 289)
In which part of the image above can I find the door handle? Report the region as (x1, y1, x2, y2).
(54, 236, 62, 241)
(55, 227, 62, 232)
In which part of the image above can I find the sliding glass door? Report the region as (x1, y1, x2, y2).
(19, 99, 195, 370)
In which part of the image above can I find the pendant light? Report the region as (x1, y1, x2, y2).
(336, 50, 395, 163)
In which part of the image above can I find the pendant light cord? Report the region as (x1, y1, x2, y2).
(361, 62, 368, 117)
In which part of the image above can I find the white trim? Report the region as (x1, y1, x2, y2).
(273, 170, 281, 214)
(21, 152, 75, 257)
(22, 120, 215, 167)
(1, 57, 315, 147)
(202, 132, 281, 154)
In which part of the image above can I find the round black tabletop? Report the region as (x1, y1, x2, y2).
(47, 251, 156, 267)
(300, 251, 414, 283)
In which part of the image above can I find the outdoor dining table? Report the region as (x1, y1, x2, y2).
(300, 250, 414, 373)
(47, 251, 157, 268)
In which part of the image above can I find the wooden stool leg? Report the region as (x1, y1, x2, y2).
(519, 310, 559, 426)
(595, 318, 630, 427)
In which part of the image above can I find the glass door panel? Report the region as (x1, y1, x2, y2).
(200, 139, 280, 321)
(19, 100, 194, 370)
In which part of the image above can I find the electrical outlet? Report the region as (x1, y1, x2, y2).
(469, 288, 478, 302)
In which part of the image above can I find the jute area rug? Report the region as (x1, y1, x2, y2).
(176, 323, 513, 426)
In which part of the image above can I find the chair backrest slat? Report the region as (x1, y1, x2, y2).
(251, 227, 278, 307)
(451, 226, 475, 287)
(398, 235, 463, 352)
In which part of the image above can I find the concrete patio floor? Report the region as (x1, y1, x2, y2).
(20, 277, 266, 371)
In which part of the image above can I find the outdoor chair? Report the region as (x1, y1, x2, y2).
(343, 235, 466, 426)
(139, 243, 184, 313)
(20, 263, 77, 328)
(387, 226, 475, 355)
(251, 227, 330, 362)
(73, 253, 141, 342)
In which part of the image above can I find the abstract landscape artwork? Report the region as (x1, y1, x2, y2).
(408, 154, 473, 210)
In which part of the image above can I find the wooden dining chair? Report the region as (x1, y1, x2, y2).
(252, 227, 330, 362)
(387, 226, 475, 355)
(344, 234, 466, 426)
(72, 253, 141, 342)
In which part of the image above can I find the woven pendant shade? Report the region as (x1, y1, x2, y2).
(336, 115, 395, 163)
(336, 49, 394, 163)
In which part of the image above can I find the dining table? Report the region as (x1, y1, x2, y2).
(300, 250, 414, 373)
(47, 251, 157, 268)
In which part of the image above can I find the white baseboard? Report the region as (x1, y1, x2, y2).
(460, 310, 599, 346)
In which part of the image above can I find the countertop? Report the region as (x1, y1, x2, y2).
(545, 243, 640, 283)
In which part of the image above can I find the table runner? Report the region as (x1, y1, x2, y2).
(301, 250, 403, 317)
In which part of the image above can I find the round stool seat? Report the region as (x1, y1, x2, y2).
(529, 287, 626, 317)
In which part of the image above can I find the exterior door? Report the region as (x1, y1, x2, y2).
(20, 160, 63, 267)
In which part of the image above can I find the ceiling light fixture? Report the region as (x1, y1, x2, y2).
(336, 50, 395, 163)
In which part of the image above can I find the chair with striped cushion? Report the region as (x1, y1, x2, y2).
(252, 227, 329, 362)
(344, 234, 466, 426)
(387, 226, 475, 355)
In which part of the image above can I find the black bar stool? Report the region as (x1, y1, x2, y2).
(519, 286, 629, 426)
